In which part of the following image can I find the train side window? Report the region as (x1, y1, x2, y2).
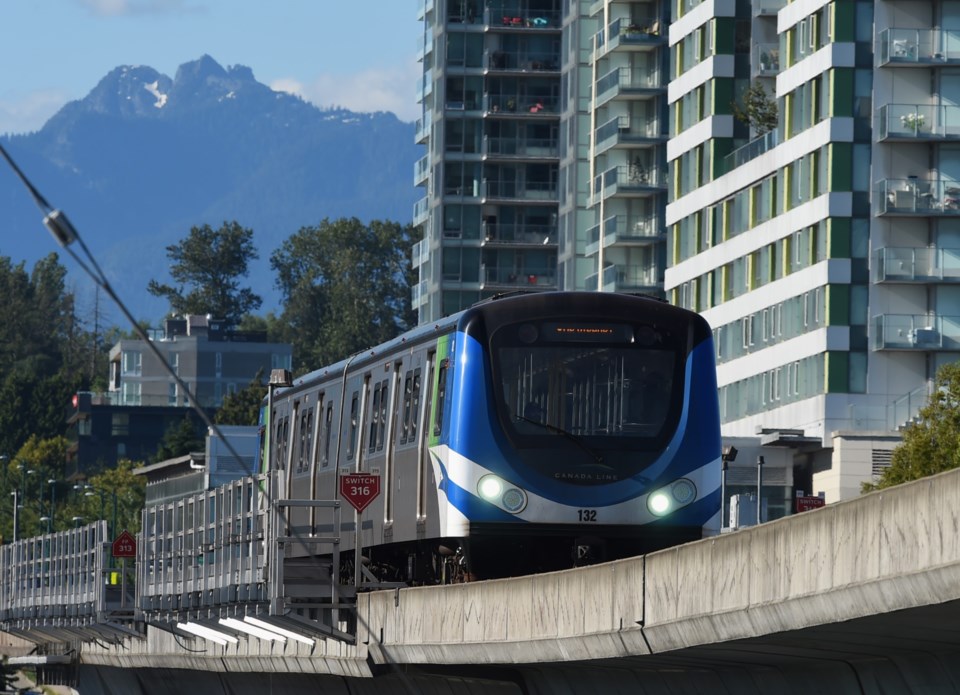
(301, 407, 314, 474)
(377, 380, 389, 451)
(400, 371, 413, 444)
(346, 391, 359, 460)
(410, 368, 422, 441)
(321, 401, 334, 468)
(433, 359, 449, 436)
(368, 381, 383, 455)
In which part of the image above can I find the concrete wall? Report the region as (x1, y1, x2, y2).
(81, 466, 960, 674)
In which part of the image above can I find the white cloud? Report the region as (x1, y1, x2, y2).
(77, 0, 194, 17)
(270, 62, 422, 123)
(0, 90, 71, 136)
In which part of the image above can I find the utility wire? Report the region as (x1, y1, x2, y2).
(0, 141, 419, 694)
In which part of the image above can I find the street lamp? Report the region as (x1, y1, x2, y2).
(10, 490, 18, 542)
(39, 515, 51, 534)
(47, 479, 57, 533)
(85, 488, 118, 539)
(71, 516, 83, 529)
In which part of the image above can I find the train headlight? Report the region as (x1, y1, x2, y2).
(648, 492, 671, 515)
(478, 476, 503, 500)
(477, 475, 528, 514)
(647, 478, 697, 517)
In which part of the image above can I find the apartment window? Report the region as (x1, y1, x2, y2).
(215, 352, 222, 378)
(120, 382, 141, 406)
(169, 352, 179, 376)
(168, 382, 177, 406)
(121, 351, 142, 376)
(111, 413, 130, 436)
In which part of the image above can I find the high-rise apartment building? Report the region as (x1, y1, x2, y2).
(414, 0, 670, 319)
(416, 0, 932, 502)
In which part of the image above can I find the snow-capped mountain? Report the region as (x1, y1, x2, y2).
(0, 55, 419, 321)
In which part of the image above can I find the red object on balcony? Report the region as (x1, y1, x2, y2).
(528, 275, 537, 284)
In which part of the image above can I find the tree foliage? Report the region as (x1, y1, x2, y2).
(147, 221, 262, 326)
(0, 254, 89, 456)
(215, 368, 267, 426)
(152, 415, 205, 463)
(864, 363, 960, 491)
(270, 217, 418, 371)
(733, 81, 779, 135)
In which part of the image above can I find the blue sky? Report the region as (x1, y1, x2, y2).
(0, 0, 423, 135)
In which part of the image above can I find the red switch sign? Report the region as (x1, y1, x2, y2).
(339, 473, 381, 513)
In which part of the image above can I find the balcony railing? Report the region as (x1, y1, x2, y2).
(878, 28, 960, 66)
(722, 130, 779, 173)
(754, 43, 781, 76)
(483, 7, 561, 28)
(413, 196, 430, 226)
(483, 135, 559, 158)
(876, 178, 960, 215)
(481, 179, 558, 201)
(414, 155, 430, 186)
(592, 164, 666, 201)
(482, 222, 557, 245)
(485, 50, 560, 72)
(481, 266, 557, 289)
(872, 314, 960, 350)
(873, 246, 960, 282)
(595, 67, 663, 103)
(586, 214, 661, 253)
(484, 94, 561, 115)
(415, 113, 432, 143)
(752, 0, 786, 16)
(584, 264, 660, 292)
(595, 115, 665, 152)
(412, 239, 430, 270)
(597, 17, 664, 54)
(877, 103, 960, 140)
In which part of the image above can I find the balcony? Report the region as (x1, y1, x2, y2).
(412, 239, 430, 270)
(416, 33, 434, 61)
(417, 0, 434, 21)
(595, 67, 664, 106)
(415, 113, 432, 144)
(482, 135, 559, 159)
(753, 43, 781, 77)
(595, 17, 665, 57)
(414, 155, 430, 187)
(873, 246, 960, 283)
(722, 130, 779, 173)
(480, 265, 557, 290)
(417, 70, 433, 101)
(484, 94, 561, 116)
(872, 314, 960, 351)
(585, 215, 662, 255)
(584, 264, 660, 293)
(411, 280, 428, 310)
(413, 196, 430, 227)
(481, 179, 558, 203)
(594, 116, 666, 154)
(485, 49, 560, 73)
(752, 0, 786, 17)
(482, 222, 557, 247)
(483, 8, 562, 29)
(878, 28, 960, 67)
(592, 164, 666, 204)
(876, 178, 960, 216)
(877, 103, 960, 141)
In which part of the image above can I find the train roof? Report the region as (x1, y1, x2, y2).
(275, 291, 698, 398)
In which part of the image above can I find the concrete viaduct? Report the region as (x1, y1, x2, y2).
(36, 464, 960, 694)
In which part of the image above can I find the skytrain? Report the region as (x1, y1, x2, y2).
(262, 291, 721, 582)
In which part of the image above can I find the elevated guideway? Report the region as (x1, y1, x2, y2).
(64, 465, 960, 693)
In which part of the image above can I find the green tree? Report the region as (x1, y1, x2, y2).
(864, 362, 960, 491)
(0, 254, 86, 456)
(147, 221, 262, 326)
(216, 368, 267, 426)
(2, 435, 71, 539)
(732, 81, 779, 135)
(271, 218, 418, 371)
(78, 460, 147, 535)
(152, 415, 205, 463)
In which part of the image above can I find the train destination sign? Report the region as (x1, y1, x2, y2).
(340, 473, 381, 513)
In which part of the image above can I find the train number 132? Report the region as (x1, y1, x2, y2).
(578, 509, 597, 522)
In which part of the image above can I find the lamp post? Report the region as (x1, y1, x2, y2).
(39, 515, 52, 534)
(71, 516, 83, 529)
(47, 479, 57, 533)
(10, 490, 18, 542)
(85, 488, 117, 539)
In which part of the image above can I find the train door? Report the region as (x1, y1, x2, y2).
(383, 363, 403, 523)
(416, 351, 435, 520)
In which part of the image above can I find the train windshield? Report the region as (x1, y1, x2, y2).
(492, 321, 680, 445)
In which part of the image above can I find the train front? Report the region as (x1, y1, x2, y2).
(431, 292, 721, 579)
